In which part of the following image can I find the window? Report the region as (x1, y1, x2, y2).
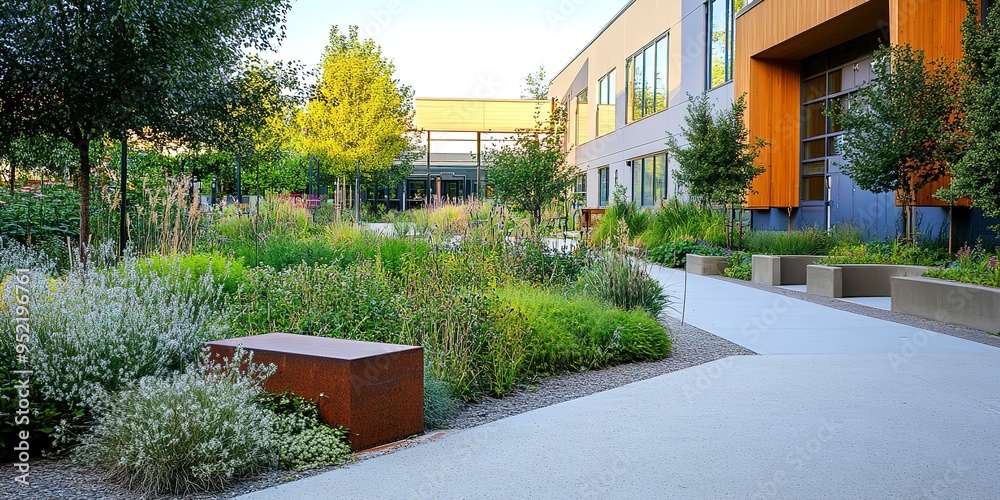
(597, 69, 616, 137)
(985, 0, 995, 27)
(800, 31, 880, 202)
(708, 0, 743, 88)
(407, 180, 427, 201)
(631, 153, 668, 207)
(574, 174, 587, 203)
(627, 34, 669, 123)
(575, 89, 589, 145)
(598, 167, 610, 207)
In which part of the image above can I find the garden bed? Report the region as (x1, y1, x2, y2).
(751, 255, 826, 286)
(891, 276, 1000, 333)
(806, 264, 929, 298)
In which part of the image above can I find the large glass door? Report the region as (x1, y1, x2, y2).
(800, 31, 881, 228)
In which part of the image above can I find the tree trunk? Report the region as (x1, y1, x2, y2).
(737, 206, 745, 249)
(76, 140, 91, 266)
(9, 160, 14, 195)
(947, 204, 953, 254)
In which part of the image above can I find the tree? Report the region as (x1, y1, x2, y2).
(2, 134, 77, 194)
(482, 105, 575, 227)
(833, 44, 962, 240)
(667, 92, 766, 247)
(954, 1, 1000, 229)
(521, 66, 549, 100)
(211, 56, 302, 201)
(0, 0, 291, 262)
(299, 26, 416, 190)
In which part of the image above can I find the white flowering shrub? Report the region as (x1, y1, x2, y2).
(2, 258, 227, 412)
(273, 413, 352, 471)
(77, 349, 278, 495)
(257, 391, 354, 471)
(0, 236, 56, 278)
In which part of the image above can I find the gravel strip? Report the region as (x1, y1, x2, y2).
(1, 318, 752, 499)
(709, 274, 1000, 349)
(446, 316, 756, 429)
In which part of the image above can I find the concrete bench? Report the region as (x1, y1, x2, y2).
(206, 333, 423, 450)
(752, 255, 826, 286)
(891, 276, 1000, 333)
(686, 254, 729, 275)
(806, 264, 928, 298)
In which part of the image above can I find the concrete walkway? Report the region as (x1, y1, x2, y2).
(242, 266, 1000, 500)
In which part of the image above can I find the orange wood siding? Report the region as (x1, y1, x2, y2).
(738, 0, 875, 58)
(737, 0, 972, 209)
(893, 0, 972, 207)
(737, 0, 884, 209)
(745, 59, 800, 208)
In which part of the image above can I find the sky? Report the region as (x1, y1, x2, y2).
(263, 0, 630, 99)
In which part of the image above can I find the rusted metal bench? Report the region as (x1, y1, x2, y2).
(206, 333, 423, 450)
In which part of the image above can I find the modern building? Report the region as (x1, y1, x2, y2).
(367, 98, 550, 210)
(550, 0, 997, 241)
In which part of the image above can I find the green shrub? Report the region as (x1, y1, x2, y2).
(498, 285, 670, 374)
(141, 252, 246, 296)
(504, 237, 591, 286)
(723, 251, 752, 281)
(574, 251, 669, 317)
(404, 254, 502, 399)
(256, 391, 353, 471)
(924, 244, 1000, 288)
(211, 199, 314, 243)
(232, 261, 405, 342)
(648, 240, 725, 268)
(225, 236, 339, 271)
(638, 198, 728, 249)
(744, 228, 833, 256)
(423, 368, 460, 429)
(75, 351, 277, 495)
(820, 241, 948, 266)
(328, 234, 432, 276)
(0, 186, 79, 245)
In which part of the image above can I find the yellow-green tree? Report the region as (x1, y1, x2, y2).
(299, 26, 416, 188)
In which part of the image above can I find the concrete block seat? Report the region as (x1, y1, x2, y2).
(892, 276, 1000, 332)
(206, 333, 423, 450)
(686, 254, 729, 275)
(752, 255, 826, 286)
(806, 264, 929, 298)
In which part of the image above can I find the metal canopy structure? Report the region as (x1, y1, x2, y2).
(371, 98, 553, 211)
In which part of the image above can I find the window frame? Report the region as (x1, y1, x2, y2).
(800, 51, 873, 203)
(598, 167, 610, 207)
(707, 0, 739, 89)
(630, 153, 669, 207)
(626, 32, 669, 124)
(573, 173, 587, 203)
(596, 68, 617, 137)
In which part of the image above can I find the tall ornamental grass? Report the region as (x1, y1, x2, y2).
(573, 250, 669, 318)
(743, 228, 834, 255)
(591, 186, 652, 247)
(638, 198, 728, 249)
